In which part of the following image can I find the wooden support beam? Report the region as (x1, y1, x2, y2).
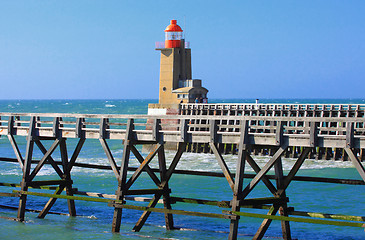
(209, 142, 235, 191)
(100, 138, 120, 180)
(309, 122, 318, 147)
(253, 205, 280, 240)
(34, 140, 64, 178)
(75, 118, 85, 139)
(229, 120, 248, 240)
(240, 144, 288, 199)
(165, 142, 186, 182)
(52, 117, 61, 139)
(133, 193, 164, 232)
(66, 138, 85, 174)
(180, 119, 189, 142)
(129, 145, 161, 187)
(245, 154, 277, 195)
(157, 144, 174, 230)
(133, 143, 186, 232)
(280, 147, 312, 192)
(59, 139, 76, 217)
(17, 116, 36, 221)
(112, 118, 133, 233)
(38, 186, 66, 218)
(152, 119, 161, 143)
(7, 135, 24, 170)
(346, 122, 354, 148)
(274, 157, 291, 240)
(345, 148, 365, 182)
(99, 118, 108, 139)
(29, 139, 60, 181)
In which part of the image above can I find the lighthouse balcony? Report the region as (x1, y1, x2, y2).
(155, 41, 190, 49)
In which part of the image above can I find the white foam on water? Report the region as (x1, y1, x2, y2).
(105, 104, 116, 108)
(0, 151, 360, 177)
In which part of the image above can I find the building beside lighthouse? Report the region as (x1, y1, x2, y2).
(148, 19, 208, 115)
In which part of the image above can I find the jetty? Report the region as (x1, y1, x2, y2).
(0, 111, 364, 240)
(179, 103, 365, 160)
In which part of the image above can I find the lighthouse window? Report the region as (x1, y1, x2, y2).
(166, 32, 182, 41)
(162, 87, 166, 92)
(177, 94, 188, 99)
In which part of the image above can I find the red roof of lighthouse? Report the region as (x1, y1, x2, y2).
(164, 20, 183, 32)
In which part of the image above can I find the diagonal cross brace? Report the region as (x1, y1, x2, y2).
(126, 144, 162, 190)
(29, 139, 62, 181)
(100, 138, 120, 180)
(209, 142, 235, 191)
(130, 145, 162, 186)
(33, 140, 64, 179)
(239, 144, 288, 200)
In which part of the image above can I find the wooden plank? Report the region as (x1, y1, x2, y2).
(226, 210, 365, 228)
(111, 203, 231, 220)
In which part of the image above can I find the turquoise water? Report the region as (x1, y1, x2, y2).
(0, 99, 364, 240)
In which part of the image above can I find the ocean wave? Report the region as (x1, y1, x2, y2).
(105, 104, 116, 108)
(0, 152, 359, 177)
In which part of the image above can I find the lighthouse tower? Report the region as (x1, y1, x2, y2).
(148, 19, 208, 115)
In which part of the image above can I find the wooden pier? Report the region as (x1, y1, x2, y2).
(180, 103, 365, 161)
(0, 111, 364, 239)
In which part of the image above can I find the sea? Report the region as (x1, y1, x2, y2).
(0, 99, 364, 240)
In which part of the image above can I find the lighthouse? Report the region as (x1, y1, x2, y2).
(148, 19, 208, 115)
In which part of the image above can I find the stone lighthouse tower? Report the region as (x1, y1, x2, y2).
(148, 19, 208, 115)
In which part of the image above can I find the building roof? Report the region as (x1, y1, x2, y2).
(172, 86, 208, 94)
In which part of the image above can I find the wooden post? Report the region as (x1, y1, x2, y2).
(112, 118, 134, 233)
(157, 144, 174, 230)
(17, 116, 36, 221)
(59, 138, 76, 216)
(228, 120, 248, 240)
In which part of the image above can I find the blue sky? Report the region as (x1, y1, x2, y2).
(1, 1, 364, 100)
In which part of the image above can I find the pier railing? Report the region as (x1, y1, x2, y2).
(1, 112, 364, 149)
(180, 103, 365, 117)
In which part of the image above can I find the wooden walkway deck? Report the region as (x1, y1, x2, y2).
(0, 112, 364, 240)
